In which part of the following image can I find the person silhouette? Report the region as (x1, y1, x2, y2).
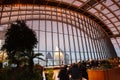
(58, 65, 69, 80)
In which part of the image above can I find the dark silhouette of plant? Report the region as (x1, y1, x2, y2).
(1, 20, 43, 77)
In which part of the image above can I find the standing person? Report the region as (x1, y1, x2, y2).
(68, 63, 82, 80)
(58, 65, 69, 80)
(81, 62, 88, 80)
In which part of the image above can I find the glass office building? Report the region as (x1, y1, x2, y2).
(0, 0, 120, 67)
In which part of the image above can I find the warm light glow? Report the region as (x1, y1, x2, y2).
(0, 50, 7, 62)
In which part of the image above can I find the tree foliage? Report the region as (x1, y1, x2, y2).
(1, 20, 38, 66)
(0, 20, 44, 80)
(2, 20, 37, 53)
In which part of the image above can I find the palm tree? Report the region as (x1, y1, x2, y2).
(1, 20, 42, 73)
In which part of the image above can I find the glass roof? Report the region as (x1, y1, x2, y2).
(0, 0, 120, 56)
(54, 0, 89, 7)
(85, 0, 120, 57)
(88, 0, 120, 35)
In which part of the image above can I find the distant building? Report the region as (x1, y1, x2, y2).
(54, 46, 64, 65)
(46, 52, 53, 66)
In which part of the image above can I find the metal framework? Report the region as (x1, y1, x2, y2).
(0, 0, 119, 66)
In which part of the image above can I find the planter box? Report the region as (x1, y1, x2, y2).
(88, 67, 120, 80)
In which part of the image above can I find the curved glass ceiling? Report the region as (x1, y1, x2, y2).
(0, 0, 120, 56)
(85, 0, 120, 57)
(48, 0, 120, 56)
(47, 0, 120, 56)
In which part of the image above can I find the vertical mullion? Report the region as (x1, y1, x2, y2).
(105, 36, 111, 58)
(101, 31, 108, 59)
(56, 7, 60, 65)
(96, 25, 103, 60)
(65, 10, 72, 64)
(82, 16, 90, 60)
(45, 6, 47, 66)
(88, 19, 95, 59)
(115, 38, 120, 50)
(31, 0, 35, 29)
(81, 16, 88, 60)
(102, 28, 108, 59)
(100, 32, 106, 59)
(70, 11, 77, 62)
(107, 39, 111, 58)
(84, 17, 93, 60)
(17, 3, 20, 20)
(51, 7, 54, 66)
(105, 37, 110, 58)
(95, 24, 103, 60)
(37, 4, 41, 64)
(88, 19, 97, 60)
(108, 38, 114, 57)
(107, 38, 112, 58)
(92, 22, 100, 60)
(91, 20, 99, 60)
(112, 38, 118, 57)
(61, 8, 66, 64)
(8, 4, 12, 26)
(97, 25, 106, 59)
(77, 15, 85, 60)
(24, 1, 27, 21)
(17, 1, 22, 20)
(110, 39, 115, 57)
(0, 4, 4, 24)
(112, 38, 117, 57)
(94, 22, 102, 60)
(75, 13, 81, 61)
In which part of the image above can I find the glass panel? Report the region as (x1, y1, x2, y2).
(40, 20, 45, 31)
(102, 9, 110, 14)
(53, 33, 58, 50)
(114, 10, 120, 15)
(113, 31, 119, 34)
(73, 1, 82, 7)
(109, 4, 119, 11)
(64, 35, 69, 51)
(107, 24, 114, 28)
(59, 34, 64, 50)
(71, 52, 76, 63)
(104, 0, 114, 6)
(68, 25, 72, 35)
(47, 32, 52, 51)
(114, 22, 120, 26)
(63, 24, 68, 34)
(95, 4, 102, 10)
(33, 20, 38, 30)
(110, 28, 117, 31)
(53, 21, 57, 33)
(40, 32, 45, 51)
(70, 35, 74, 51)
(106, 13, 114, 18)
(58, 22, 63, 34)
(110, 17, 118, 22)
(46, 21, 51, 32)
(88, 8, 97, 13)
(118, 27, 120, 30)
